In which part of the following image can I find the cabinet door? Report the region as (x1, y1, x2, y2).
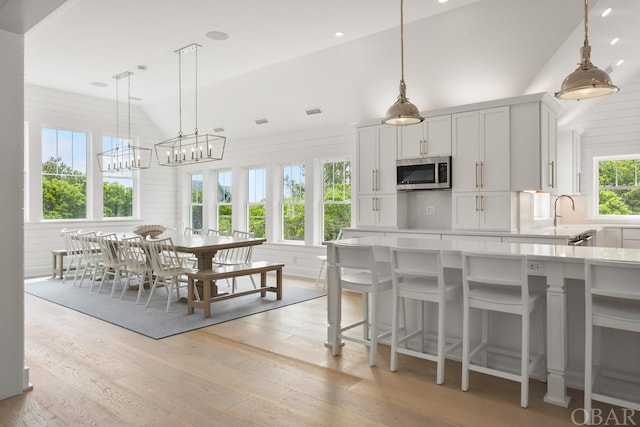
(541, 103, 557, 191)
(397, 123, 423, 159)
(356, 194, 377, 227)
(377, 126, 398, 194)
(479, 106, 510, 191)
(375, 194, 399, 228)
(357, 126, 378, 194)
(452, 191, 480, 229)
(452, 111, 480, 191)
(424, 115, 452, 157)
(479, 191, 512, 230)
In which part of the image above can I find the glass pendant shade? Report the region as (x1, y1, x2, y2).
(555, 0, 619, 100)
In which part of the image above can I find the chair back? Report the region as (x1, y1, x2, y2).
(207, 228, 230, 237)
(120, 235, 148, 271)
(77, 230, 102, 263)
(61, 228, 81, 256)
(334, 244, 376, 271)
(95, 232, 122, 266)
(461, 252, 529, 308)
(146, 237, 184, 273)
(184, 227, 202, 235)
(216, 230, 255, 264)
(391, 247, 443, 288)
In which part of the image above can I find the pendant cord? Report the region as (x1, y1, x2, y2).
(178, 49, 183, 135)
(583, 0, 589, 46)
(194, 45, 198, 133)
(127, 73, 131, 148)
(400, 0, 405, 83)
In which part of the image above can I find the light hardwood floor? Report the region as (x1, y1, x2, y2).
(0, 276, 623, 426)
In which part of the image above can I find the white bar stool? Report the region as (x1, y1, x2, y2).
(584, 259, 640, 425)
(461, 252, 545, 408)
(389, 246, 461, 384)
(334, 243, 392, 367)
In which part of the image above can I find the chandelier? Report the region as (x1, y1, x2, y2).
(154, 43, 226, 166)
(97, 71, 152, 172)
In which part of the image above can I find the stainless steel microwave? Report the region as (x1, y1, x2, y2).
(396, 156, 452, 191)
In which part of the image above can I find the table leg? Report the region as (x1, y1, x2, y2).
(260, 271, 267, 297)
(544, 262, 571, 407)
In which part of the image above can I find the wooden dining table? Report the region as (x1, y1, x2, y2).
(168, 234, 266, 271)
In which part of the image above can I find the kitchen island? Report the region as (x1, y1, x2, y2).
(325, 235, 640, 408)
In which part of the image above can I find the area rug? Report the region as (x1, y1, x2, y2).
(25, 276, 326, 340)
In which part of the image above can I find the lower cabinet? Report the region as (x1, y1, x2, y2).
(356, 193, 407, 228)
(452, 191, 516, 231)
(622, 228, 640, 248)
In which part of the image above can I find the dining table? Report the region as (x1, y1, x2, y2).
(168, 234, 267, 271)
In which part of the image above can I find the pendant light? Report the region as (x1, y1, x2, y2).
(383, 0, 424, 126)
(555, 0, 619, 100)
(97, 71, 152, 172)
(154, 43, 226, 166)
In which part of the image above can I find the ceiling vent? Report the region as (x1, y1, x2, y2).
(213, 127, 225, 133)
(255, 118, 269, 125)
(305, 107, 323, 116)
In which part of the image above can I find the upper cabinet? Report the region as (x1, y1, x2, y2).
(356, 124, 406, 228)
(452, 106, 510, 192)
(397, 115, 452, 159)
(556, 128, 583, 195)
(510, 94, 561, 192)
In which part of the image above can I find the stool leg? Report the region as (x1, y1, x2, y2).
(462, 298, 470, 392)
(390, 288, 400, 371)
(521, 310, 530, 408)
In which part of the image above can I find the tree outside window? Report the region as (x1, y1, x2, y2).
(217, 170, 232, 233)
(598, 158, 640, 215)
(248, 167, 266, 238)
(102, 136, 133, 217)
(323, 160, 351, 241)
(282, 164, 305, 241)
(190, 174, 203, 229)
(42, 128, 87, 219)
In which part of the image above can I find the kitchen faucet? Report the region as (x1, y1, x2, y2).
(553, 194, 575, 227)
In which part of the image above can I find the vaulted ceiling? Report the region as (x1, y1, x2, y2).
(15, 0, 640, 142)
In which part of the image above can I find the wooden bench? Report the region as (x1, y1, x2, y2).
(51, 249, 68, 278)
(186, 261, 285, 318)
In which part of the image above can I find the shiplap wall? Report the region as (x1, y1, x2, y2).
(24, 85, 355, 279)
(571, 72, 640, 221)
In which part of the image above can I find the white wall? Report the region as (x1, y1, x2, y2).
(567, 72, 640, 224)
(0, 28, 27, 400)
(24, 86, 355, 279)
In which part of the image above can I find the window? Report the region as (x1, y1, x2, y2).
(247, 167, 266, 238)
(322, 160, 351, 241)
(41, 127, 87, 219)
(597, 156, 640, 216)
(217, 170, 232, 233)
(190, 174, 203, 229)
(282, 163, 305, 241)
(101, 136, 133, 217)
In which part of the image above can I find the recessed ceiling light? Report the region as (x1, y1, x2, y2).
(616, 59, 625, 66)
(439, 0, 448, 3)
(335, 31, 344, 37)
(255, 118, 269, 125)
(610, 37, 619, 45)
(305, 107, 323, 116)
(206, 31, 229, 41)
(90, 81, 108, 87)
(601, 7, 611, 17)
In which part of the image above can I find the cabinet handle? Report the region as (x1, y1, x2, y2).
(475, 195, 479, 211)
(552, 160, 556, 187)
(480, 195, 484, 211)
(578, 172, 581, 193)
(371, 197, 376, 211)
(548, 161, 556, 188)
(422, 139, 427, 156)
(376, 169, 380, 191)
(371, 170, 375, 192)
(375, 197, 379, 211)
(475, 162, 479, 188)
(480, 162, 484, 188)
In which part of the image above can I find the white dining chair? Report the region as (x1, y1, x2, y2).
(214, 229, 256, 291)
(76, 230, 105, 291)
(316, 229, 343, 290)
(334, 243, 392, 367)
(119, 235, 154, 304)
(95, 232, 128, 297)
(60, 228, 82, 285)
(389, 246, 461, 384)
(584, 259, 640, 425)
(146, 237, 194, 312)
(461, 251, 545, 408)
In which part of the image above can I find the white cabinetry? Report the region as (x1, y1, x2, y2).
(397, 115, 451, 159)
(451, 106, 513, 231)
(622, 228, 640, 248)
(510, 94, 561, 192)
(452, 107, 510, 192)
(356, 125, 406, 228)
(556, 128, 583, 195)
(452, 191, 516, 230)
